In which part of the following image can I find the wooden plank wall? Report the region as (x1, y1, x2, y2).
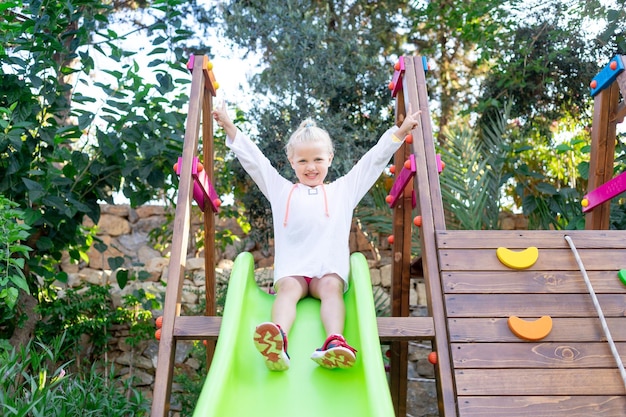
(436, 229, 626, 416)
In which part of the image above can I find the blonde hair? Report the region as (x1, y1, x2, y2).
(285, 118, 334, 159)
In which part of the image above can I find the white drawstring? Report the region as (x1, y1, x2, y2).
(564, 235, 626, 390)
(282, 184, 329, 227)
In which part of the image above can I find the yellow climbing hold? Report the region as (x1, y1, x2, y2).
(496, 246, 539, 270)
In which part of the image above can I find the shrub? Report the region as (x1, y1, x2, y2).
(0, 335, 149, 416)
(0, 195, 32, 338)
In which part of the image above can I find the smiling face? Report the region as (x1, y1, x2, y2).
(289, 141, 334, 187)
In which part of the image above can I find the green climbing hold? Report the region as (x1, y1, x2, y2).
(619, 269, 626, 286)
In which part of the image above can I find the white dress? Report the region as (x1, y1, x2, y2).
(226, 126, 403, 289)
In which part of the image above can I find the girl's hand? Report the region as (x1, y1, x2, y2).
(397, 103, 422, 138)
(212, 100, 230, 127)
(212, 101, 237, 139)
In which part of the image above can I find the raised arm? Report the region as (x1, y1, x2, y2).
(395, 103, 422, 139)
(212, 101, 238, 140)
(336, 103, 422, 208)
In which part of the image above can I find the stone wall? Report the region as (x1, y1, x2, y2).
(61, 204, 527, 417)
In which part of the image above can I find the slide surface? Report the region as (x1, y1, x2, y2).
(192, 252, 395, 417)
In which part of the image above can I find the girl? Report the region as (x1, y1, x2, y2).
(212, 102, 420, 371)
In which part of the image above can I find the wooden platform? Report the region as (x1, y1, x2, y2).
(171, 315, 435, 341)
(437, 229, 626, 416)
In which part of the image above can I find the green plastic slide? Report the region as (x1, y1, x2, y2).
(192, 251, 395, 417)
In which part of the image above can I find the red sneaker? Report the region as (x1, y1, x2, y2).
(310, 334, 357, 369)
(253, 322, 290, 371)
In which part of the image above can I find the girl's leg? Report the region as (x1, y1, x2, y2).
(309, 274, 356, 369)
(272, 276, 309, 334)
(254, 276, 308, 371)
(308, 274, 345, 336)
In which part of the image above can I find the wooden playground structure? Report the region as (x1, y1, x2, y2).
(151, 54, 626, 416)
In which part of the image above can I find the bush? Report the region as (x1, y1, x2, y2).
(0, 195, 32, 338)
(0, 335, 150, 416)
(36, 283, 157, 367)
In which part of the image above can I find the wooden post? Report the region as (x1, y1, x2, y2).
(585, 81, 620, 230)
(389, 89, 412, 416)
(151, 55, 212, 417)
(202, 76, 217, 365)
(404, 56, 458, 417)
(585, 55, 626, 230)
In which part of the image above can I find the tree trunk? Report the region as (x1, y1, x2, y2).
(9, 291, 39, 348)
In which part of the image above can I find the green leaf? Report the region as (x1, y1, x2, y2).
(10, 257, 25, 269)
(62, 163, 78, 179)
(42, 196, 69, 216)
(108, 256, 125, 270)
(22, 178, 46, 201)
(55, 271, 68, 284)
(36, 236, 54, 251)
(0, 2, 19, 13)
(93, 241, 108, 253)
(1, 287, 19, 309)
(77, 111, 95, 129)
(10, 244, 32, 257)
(66, 196, 92, 213)
(536, 182, 558, 195)
(137, 270, 151, 281)
(607, 9, 620, 21)
(116, 269, 129, 289)
(8, 229, 30, 243)
(9, 274, 30, 293)
(23, 208, 43, 226)
(555, 143, 572, 153)
(148, 47, 168, 56)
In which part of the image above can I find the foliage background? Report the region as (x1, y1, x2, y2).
(1, 0, 625, 414)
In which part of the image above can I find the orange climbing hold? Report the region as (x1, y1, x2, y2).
(404, 159, 411, 169)
(413, 215, 422, 227)
(610, 60, 618, 70)
(389, 165, 396, 174)
(156, 316, 163, 329)
(387, 235, 395, 244)
(388, 81, 395, 91)
(590, 79, 598, 89)
(507, 315, 553, 341)
(405, 134, 413, 144)
(385, 195, 393, 204)
(155, 328, 162, 340)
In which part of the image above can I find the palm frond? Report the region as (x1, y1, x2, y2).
(439, 106, 510, 230)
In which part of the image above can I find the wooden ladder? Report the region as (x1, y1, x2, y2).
(151, 54, 219, 417)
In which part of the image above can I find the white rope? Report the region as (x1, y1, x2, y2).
(564, 235, 626, 390)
